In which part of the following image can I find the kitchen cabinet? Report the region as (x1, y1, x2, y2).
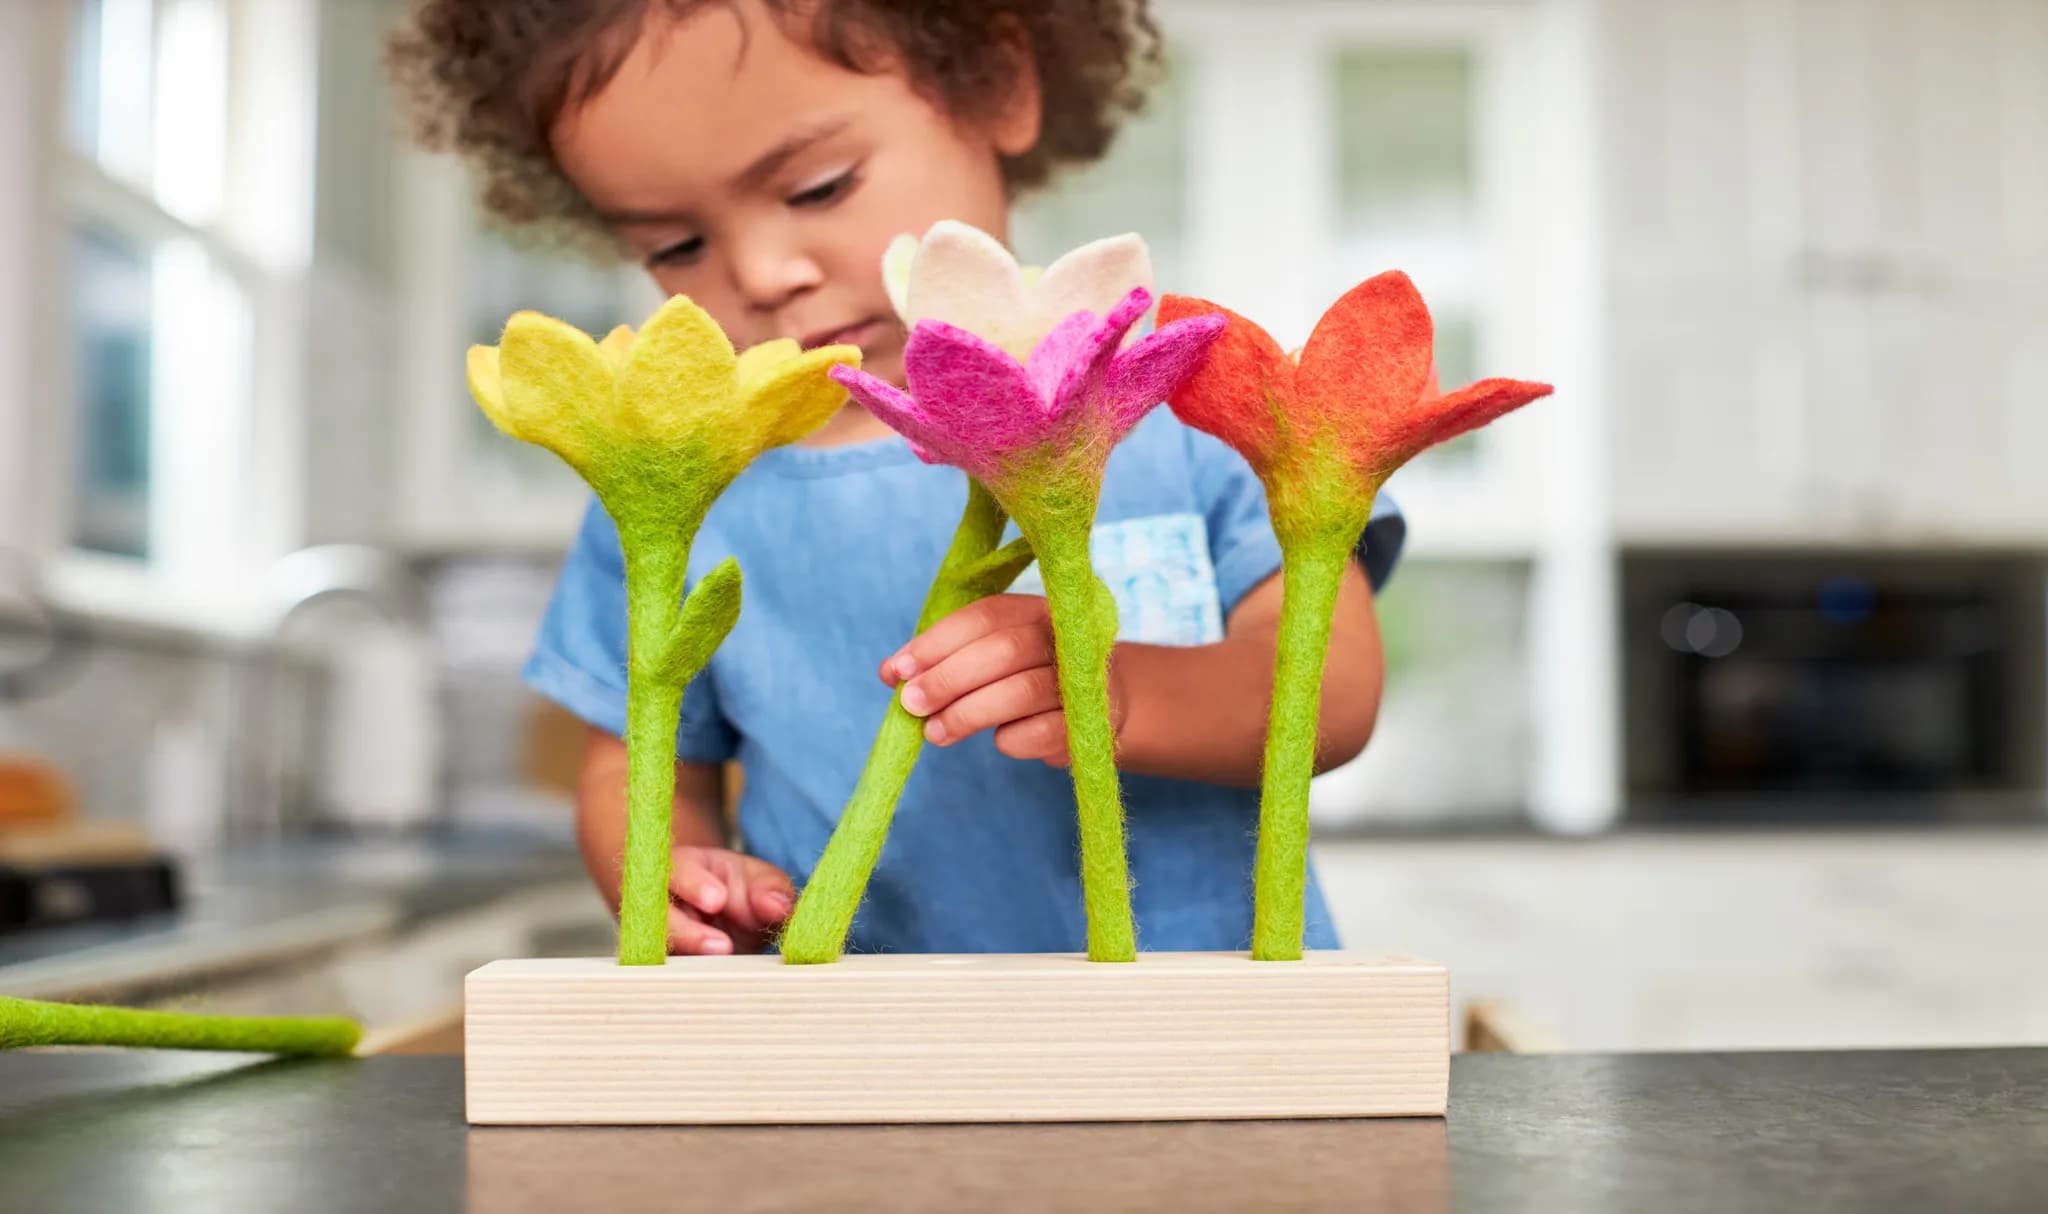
(1604, 0, 2048, 544)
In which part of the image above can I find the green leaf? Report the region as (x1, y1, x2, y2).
(659, 557, 742, 685)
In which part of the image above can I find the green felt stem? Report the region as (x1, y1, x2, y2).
(780, 480, 1022, 964)
(1251, 533, 1352, 961)
(617, 534, 738, 967)
(1030, 524, 1136, 963)
(0, 996, 360, 1056)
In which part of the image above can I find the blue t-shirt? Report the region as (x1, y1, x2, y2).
(525, 409, 1405, 954)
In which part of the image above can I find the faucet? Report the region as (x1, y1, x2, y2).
(235, 545, 442, 839)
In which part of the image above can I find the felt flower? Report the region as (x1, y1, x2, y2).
(1158, 272, 1552, 961)
(834, 287, 1223, 496)
(469, 294, 859, 966)
(467, 295, 856, 517)
(882, 220, 1153, 361)
(780, 227, 1153, 966)
(824, 287, 1226, 963)
(1159, 272, 1552, 544)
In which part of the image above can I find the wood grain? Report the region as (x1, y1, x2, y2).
(465, 951, 1448, 1125)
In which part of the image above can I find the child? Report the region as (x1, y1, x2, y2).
(391, 0, 1405, 956)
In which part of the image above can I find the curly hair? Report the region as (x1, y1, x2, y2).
(387, 0, 1163, 256)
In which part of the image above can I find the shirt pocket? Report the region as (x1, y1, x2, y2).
(1007, 512, 1224, 647)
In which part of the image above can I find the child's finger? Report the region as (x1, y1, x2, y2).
(925, 668, 1061, 747)
(667, 905, 733, 955)
(741, 860, 796, 929)
(669, 853, 728, 917)
(899, 624, 1055, 718)
(993, 709, 1070, 761)
(883, 595, 1048, 685)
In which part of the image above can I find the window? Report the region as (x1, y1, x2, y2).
(68, 222, 154, 558)
(1332, 46, 1486, 462)
(54, 0, 312, 608)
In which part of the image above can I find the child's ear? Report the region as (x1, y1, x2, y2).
(986, 17, 1043, 158)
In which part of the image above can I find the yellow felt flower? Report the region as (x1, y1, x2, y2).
(466, 294, 860, 512)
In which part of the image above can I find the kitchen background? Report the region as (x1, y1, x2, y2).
(1, 0, 2044, 1053)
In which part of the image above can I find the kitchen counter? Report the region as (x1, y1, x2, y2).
(0, 834, 595, 1001)
(3, 1048, 2042, 1212)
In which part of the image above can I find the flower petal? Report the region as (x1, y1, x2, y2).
(831, 363, 967, 470)
(1047, 287, 1152, 431)
(466, 345, 505, 417)
(901, 220, 1031, 357)
(735, 338, 803, 397)
(597, 324, 636, 371)
(615, 293, 739, 445)
(742, 343, 861, 451)
(496, 311, 612, 471)
(881, 233, 919, 323)
(1363, 376, 1554, 473)
(1103, 312, 1226, 440)
(1025, 309, 1100, 402)
(1030, 233, 1153, 343)
(900, 319, 1054, 478)
(1295, 270, 1435, 440)
(1156, 295, 1293, 472)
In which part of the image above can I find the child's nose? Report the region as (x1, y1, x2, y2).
(731, 238, 824, 312)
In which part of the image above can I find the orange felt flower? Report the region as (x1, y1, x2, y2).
(1159, 271, 1552, 539)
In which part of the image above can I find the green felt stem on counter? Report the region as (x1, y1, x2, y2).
(1025, 516, 1135, 963)
(780, 479, 1031, 964)
(1250, 530, 1354, 961)
(617, 535, 742, 967)
(0, 996, 361, 1056)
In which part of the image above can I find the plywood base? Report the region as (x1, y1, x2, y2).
(464, 951, 1448, 1125)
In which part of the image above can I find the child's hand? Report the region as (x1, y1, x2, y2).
(882, 594, 1128, 766)
(666, 845, 795, 955)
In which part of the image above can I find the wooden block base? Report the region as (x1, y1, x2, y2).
(464, 951, 1448, 1125)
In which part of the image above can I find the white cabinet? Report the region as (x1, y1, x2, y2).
(1604, 0, 2048, 544)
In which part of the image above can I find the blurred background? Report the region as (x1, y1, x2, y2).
(0, 0, 2043, 1055)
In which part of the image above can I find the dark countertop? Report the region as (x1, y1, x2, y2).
(3, 1048, 2043, 1212)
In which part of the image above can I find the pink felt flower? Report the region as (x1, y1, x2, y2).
(830, 287, 1224, 494)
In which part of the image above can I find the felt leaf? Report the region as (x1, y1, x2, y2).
(1156, 295, 1295, 475)
(1104, 312, 1227, 435)
(660, 557, 742, 685)
(1031, 233, 1153, 341)
(1295, 270, 1435, 440)
(901, 220, 1031, 356)
(741, 342, 861, 450)
(615, 294, 739, 445)
(962, 534, 1036, 598)
(496, 311, 610, 472)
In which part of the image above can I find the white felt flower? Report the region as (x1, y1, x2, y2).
(881, 220, 1154, 361)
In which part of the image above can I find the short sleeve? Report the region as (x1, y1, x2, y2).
(1187, 427, 1408, 617)
(521, 497, 739, 763)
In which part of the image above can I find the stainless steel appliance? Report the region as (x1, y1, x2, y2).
(1624, 554, 2048, 824)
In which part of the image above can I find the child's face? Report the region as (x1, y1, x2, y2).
(551, 2, 1041, 389)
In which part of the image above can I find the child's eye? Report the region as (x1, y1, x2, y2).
(788, 168, 857, 209)
(647, 236, 705, 268)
